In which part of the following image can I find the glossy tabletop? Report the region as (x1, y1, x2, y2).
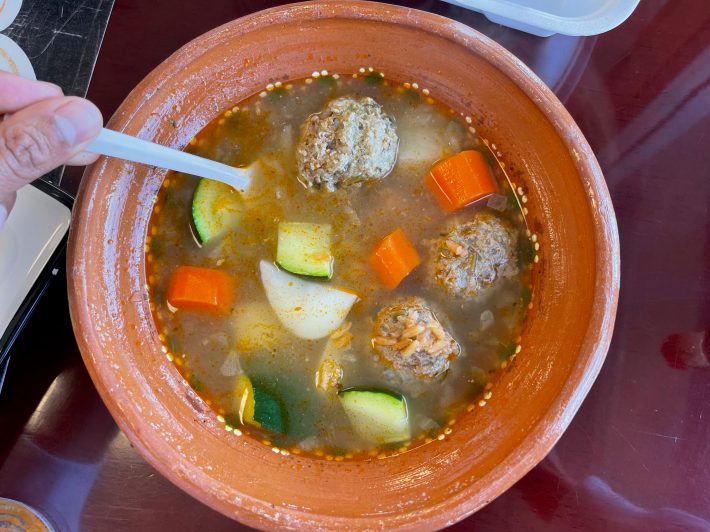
(2, 1, 709, 530)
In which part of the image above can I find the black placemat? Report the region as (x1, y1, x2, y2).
(2, 0, 114, 186)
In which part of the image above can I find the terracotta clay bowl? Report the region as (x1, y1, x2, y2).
(68, 1, 620, 529)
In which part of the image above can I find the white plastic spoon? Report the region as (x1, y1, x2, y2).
(86, 128, 253, 191)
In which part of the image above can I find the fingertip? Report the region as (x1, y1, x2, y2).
(55, 97, 104, 145)
(64, 96, 102, 116)
(27, 79, 64, 99)
(42, 80, 65, 97)
(30, 78, 64, 96)
(63, 96, 104, 123)
(65, 150, 100, 166)
(0, 72, 64, 108)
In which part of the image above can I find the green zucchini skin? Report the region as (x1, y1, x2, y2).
(191, 179, 242, 244)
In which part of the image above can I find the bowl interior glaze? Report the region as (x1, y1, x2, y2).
(68, 2, 619, 529)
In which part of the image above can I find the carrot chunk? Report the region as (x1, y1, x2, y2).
(167, 266, 235, 314)
(369, 229, 421, 289)
(426, 150, 497, 212)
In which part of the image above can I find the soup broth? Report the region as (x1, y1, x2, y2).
(146, 71, 534, 458)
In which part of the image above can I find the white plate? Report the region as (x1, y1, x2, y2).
(0, 33, 35, 79)
(0, 0, 22, 31)
(442, 0, 641, 36)
(0, 185, 71, 339)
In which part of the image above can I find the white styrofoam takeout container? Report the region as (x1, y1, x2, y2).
(441, 0, 641, 36)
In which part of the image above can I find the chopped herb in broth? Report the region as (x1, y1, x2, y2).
(146, 71, 535, 459)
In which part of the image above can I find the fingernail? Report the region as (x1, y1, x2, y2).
(54, 99, 103, 146)
(0, 203, 7, 229)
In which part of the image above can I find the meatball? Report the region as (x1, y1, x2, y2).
(372, 298, 459, 381)
(433, 212, 518, 298)
(297, 96, 399, 191)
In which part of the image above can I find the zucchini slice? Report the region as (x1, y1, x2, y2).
(233, 374, 287, 434)
(252, 383, 287, 434)
(339, 388, 410, 444)
(191, 178, 242, 244)
(276, 222, 333, 278)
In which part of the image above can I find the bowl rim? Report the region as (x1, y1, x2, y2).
(69, 1, 620, 528)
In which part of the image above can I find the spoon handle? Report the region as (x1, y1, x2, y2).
(87, 128, 250, 191)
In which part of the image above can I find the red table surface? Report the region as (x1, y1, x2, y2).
(2, 1, 710, 530)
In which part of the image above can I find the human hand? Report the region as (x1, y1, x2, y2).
(0, 72, 103, 228)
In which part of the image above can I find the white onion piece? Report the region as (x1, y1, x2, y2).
(260, 261, 358, 340)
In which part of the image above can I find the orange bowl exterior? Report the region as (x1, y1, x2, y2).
(67, 2, 620, 529)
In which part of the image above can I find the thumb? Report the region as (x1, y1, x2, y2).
(0, 96, 102, 200)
